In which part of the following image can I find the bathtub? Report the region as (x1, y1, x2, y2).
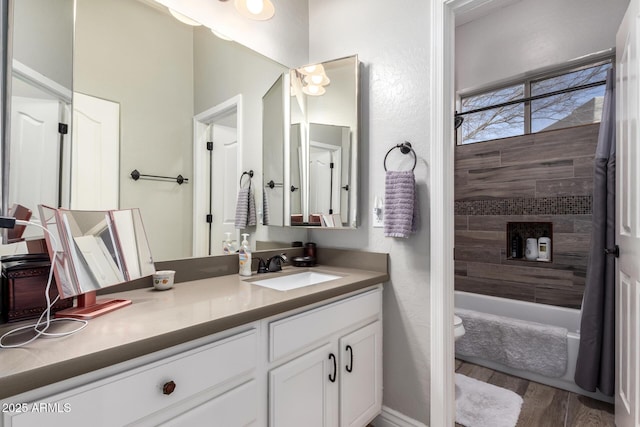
(454, 290, 613, 403)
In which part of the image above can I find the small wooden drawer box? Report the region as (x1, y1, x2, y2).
(1, 254, 73, 323)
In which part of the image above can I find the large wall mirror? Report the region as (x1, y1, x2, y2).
(3, 0, 360, 264)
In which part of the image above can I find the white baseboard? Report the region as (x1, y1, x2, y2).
(373, 406, 428, 427)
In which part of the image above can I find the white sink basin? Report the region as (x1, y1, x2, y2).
(249, 271, 341, 291)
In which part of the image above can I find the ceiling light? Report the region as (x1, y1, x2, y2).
(234, 0, 275, 20)
(302, 84, 326, 96)
(168, 8, 202, 26)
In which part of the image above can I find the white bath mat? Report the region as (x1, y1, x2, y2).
(456, 373, 523, 427)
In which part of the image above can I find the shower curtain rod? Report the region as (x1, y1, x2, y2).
(455, 79, 606, 117)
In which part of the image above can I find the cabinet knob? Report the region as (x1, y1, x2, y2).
(162, 380, 176, 395)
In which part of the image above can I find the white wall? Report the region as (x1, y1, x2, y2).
(75, 0, 194, 261)
(456, 0, 629, 93)
(12, 0, 73, 89)
(308, 0, 431, 423)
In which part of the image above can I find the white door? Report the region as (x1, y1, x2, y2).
(616, 0, 640, 425)
(10, 96, 60, 233)
(71, 92, 120, 210)
(269, 343, 338, 427)
(339, 321, 383, 427)
(210, 122, 239, 255)
(192, 96, 243, 257)
(309, 148, 332, 215)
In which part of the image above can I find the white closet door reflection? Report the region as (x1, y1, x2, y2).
(71, 92, 119, 210)
(10, 94, 60, 236)
(211, 122, 238, 255)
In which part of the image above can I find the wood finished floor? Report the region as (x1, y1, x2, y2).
(455, 360, 615, 427)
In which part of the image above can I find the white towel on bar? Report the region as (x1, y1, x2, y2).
(384, 170, 419, 238)
(234, 186, 257, 229)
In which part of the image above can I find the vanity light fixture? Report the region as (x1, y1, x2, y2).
(234, 0, 275, 20)
(299, 63, 325, 76)
(168, 8, 202, 26)
(304, 73, 330, 86)
(302, 84, 326, 96)
(296, 64, 330, 96)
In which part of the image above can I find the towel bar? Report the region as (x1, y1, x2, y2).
(130, 169, 189, 185)
(240, 170, 254, 188)
(265, 180, 283, 189)
(383, 142, 417, 172)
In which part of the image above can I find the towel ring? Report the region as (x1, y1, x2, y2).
(240, 170, 254, 188)
(383, 142, 417, 172)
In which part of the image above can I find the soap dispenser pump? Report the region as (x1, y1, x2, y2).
(239, 233, 252, 276)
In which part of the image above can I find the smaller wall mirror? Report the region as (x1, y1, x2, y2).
(285, 55, 359, 228)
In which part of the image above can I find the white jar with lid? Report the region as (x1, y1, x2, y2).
(525, 238, 538, 261)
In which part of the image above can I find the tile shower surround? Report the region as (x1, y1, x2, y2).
(454, 124, 599, 309)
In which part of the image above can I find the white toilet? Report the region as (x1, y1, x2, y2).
(454, 315, 465, 341)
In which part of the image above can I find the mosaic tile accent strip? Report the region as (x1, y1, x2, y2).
(454, 196, 592, 216)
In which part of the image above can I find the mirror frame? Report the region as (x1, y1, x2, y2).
(282, 54, 360, 229)
(1, 0, 11, 223)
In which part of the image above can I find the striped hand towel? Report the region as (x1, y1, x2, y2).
(384, 170, 419, 238)
(234, 186, 257, 229)
(262, 189, 270, 225)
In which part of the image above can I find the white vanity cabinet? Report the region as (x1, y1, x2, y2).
(1, 285, 383, 427)
(2, 329, 258, 427)
(268, 288, 383, 427)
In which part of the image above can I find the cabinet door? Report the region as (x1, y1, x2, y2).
(160, 380, 258, 427)
(269, 343, 338, 427)
(339, 321, 382, 427)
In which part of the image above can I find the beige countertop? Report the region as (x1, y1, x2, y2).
(0, 264, 388, 399)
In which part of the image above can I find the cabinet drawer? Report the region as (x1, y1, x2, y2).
(161, 380, 258, 426)
(270, 289, 381, 361)
(5, 329, 257, 427)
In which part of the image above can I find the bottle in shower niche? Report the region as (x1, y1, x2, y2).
(537, 237, 551, 261)
(238, 233, 252, 276)
(510, 234, 523, 259)
(525, 238, 538, 261)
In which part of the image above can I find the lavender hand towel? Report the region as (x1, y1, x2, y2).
(384, 170, 419, 238)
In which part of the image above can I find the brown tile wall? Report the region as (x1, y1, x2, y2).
(454, 124, 599, 309)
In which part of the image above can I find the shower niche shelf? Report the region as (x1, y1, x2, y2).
(506, 221, 553, 263)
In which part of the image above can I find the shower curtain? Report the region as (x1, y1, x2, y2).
(574, 68, 616, 396)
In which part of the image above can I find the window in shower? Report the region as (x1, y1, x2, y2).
(460, 84, 525, 144)
(457, 58, 612, 145)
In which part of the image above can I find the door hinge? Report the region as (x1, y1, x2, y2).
(206, 214, 213, 224)
(604, 245, 619, 258)
(58, 123, 68, 135)
(330, 162, 334, 169)
(206, 141, 213, 151)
